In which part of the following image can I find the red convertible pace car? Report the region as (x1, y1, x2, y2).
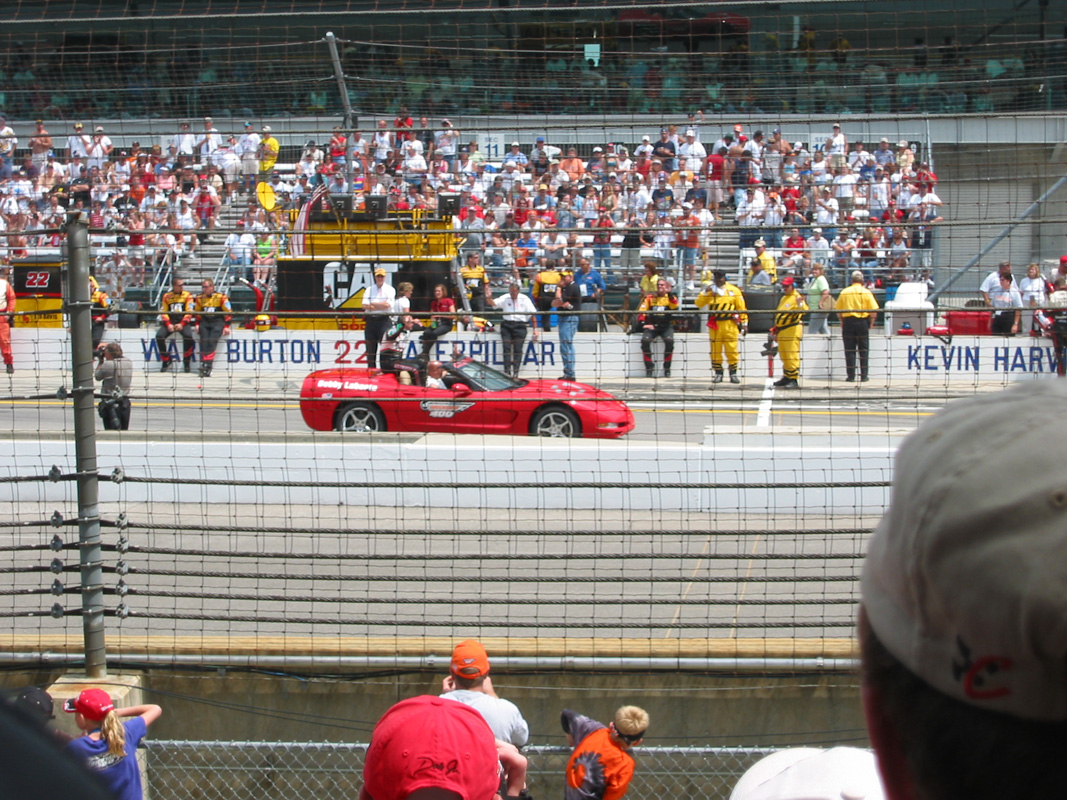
(299, 357, 635, 438)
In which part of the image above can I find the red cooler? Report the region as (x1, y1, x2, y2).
(945, 310, 992, 335)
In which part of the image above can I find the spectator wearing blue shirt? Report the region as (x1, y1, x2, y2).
(574, 257, 606, 305)
(505, 141, 529, 168)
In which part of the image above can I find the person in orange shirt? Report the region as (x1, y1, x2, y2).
(560, 148, 586, 182)
(563, 705, 649, 800)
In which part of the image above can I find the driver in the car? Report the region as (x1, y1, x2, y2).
(425, 360, 447, 389)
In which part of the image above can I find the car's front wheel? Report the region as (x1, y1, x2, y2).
(335, 402, 387, 433)
(530, 406, 581, 438)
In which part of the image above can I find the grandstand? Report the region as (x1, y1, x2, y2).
(1, 1, 1066, 798)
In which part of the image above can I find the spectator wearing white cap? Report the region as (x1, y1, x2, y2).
(873, 137, 896, 168)
(730, 747, 886, 800)
(634, 134, 654, 160)
(825, 122, 847, 170)
(860, 380, 1067, 800)
(677, 128, 706, 164)
(506, 141, 529, 169)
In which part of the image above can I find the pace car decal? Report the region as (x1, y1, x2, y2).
(420, 400, 476, 419)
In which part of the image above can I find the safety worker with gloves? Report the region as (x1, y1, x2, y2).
(771, 276, 807, 388)
(194, 278, 232, 377)
(89, 275, 111, 350)
(155, 276, 196, 372)
(636, 278, 680, 377)
(694, 269, 747, 385)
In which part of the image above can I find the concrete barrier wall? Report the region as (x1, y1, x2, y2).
(14, 327, 1060, 382)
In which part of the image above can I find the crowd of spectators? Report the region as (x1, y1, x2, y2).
(0, 24, 1062, 120)
(0, 112, 948, 301)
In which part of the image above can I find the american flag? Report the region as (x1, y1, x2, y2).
(289, 183, 330, 256)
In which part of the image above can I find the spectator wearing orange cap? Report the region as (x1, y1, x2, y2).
(441, 639, 529, 747)
(64, 688, 162, 800)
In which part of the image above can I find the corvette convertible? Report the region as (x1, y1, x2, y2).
(299, 357, 634, 438)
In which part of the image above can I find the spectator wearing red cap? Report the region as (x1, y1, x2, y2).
(562, 705, 649, 800)
(440, 639, 529, 747)
(362, 696, 500, 800)
(64, 688, 162, 800)
(1047, 255, 1067, 286)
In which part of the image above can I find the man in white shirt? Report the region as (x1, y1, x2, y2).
(833, 166, 858, 217)
(825, 122, 848, 170)
(814, 187, 840, 239)
(490, 282, 540, 378)
(0, 115, 16, 179)
(362, 267, 396, 370)
(677, 129, 707, 164)
(223, 220, 256, 279)
(196, 117, 220, 162)
(86, 127, 113, 171)
(236, 122, 261, 193)
(170, 122, 196, 159)
(980, 261, 1019, 305)
(66, 122, 89, 160)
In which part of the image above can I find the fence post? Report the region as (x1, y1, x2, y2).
(66, 211, 107, 677)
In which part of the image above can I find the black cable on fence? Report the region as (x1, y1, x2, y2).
(112, 611, 853, 629)
(109, 568, 859, 583)
(117, 523, 877, 537)
(97, 588, 860, 606)
(111, 548, 867, 561)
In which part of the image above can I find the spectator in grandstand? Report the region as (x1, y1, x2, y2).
(813, 187, 839, 242)
(440, 639, 529, 746)
(772, 277, 806, 388)
(835, 270, 878, 382)
(735, 187, 764, 250)
(745, 258, 772, 289)
(434, 119, 458, 167)
(858, 380, 1067, 800)
(980, 261, 1019, 305)
(1019, 262, 1047, 335)
(257, 126, 280, 177)
(64, 688, 162, 800)
(874, 137, 896, 168)
(825, 123, 848, 170)
(729, 747, 886, 800)
(235, 122, 260, 194)
(989, 273, 1022, 336)
(637, 278, 679, 378)
(251, 230, 278, 287)
(1048, 255, 1067, 285)
(0, 269, 15, 374)
(562, 705, 649, 800)
(752, 237, 778, 283)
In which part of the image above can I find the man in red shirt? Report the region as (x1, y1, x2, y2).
(704, 146, 726, 219)
(591, 206, 615, 278)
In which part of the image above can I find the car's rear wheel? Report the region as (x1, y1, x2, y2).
(335, 402, 386, 433)
(530, 406, 581, 438)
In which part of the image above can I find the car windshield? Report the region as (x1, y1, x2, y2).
(448, 358, 522, 392)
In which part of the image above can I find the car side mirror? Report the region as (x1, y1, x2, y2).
(451, 383, 472, 395)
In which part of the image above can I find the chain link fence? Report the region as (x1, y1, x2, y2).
(144, 741, 782, 800)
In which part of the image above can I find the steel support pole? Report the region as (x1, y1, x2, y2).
(325, 32, 355, 130)
(66, 212, 107, 677)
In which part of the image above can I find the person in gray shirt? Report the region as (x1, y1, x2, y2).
(95, 342, 132, 430)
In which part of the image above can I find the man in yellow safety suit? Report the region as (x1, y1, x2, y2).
(772, 276, 807, 388)
(695, 270, 747, 384)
